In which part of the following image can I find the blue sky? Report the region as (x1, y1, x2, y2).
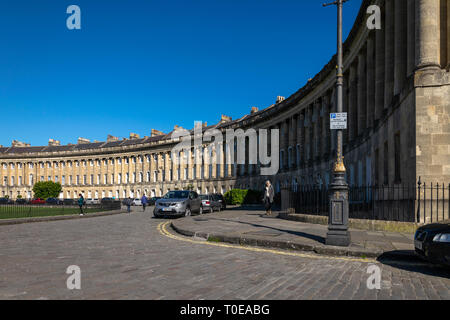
(0, 0, 362, 147)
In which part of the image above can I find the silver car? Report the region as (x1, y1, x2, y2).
(154, 190, 203, 218)
(199, 194, 221, 213)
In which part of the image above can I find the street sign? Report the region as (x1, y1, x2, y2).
(330, 113, 347, 130)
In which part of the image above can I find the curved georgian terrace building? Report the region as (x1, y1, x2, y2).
(0, 0, 449, 201)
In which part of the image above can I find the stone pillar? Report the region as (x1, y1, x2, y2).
(375, 7, 386, 121)
(366, 35, 375, 128)
(385, 0, 395, 108)
(304, 110, 311, 163)
(343, 73, 349, 145)
(415, 0, 441, 69)
(447, 0, 450, 68)
(407, 0, 416, 75)
(313, 102, 321, 160)
(357, 50, 367, 136)
(321, 96, 328, 158)
(298, 113, 305, 166)
(394, 0, 408, 95)
(348, 64, 357, 141)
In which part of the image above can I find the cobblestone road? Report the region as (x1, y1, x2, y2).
(0, 207, 448, 300)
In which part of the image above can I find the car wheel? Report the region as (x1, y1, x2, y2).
(185, 207, 191, 217)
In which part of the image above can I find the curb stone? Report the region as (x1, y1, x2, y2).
(0, 209, 126, 226)
(170, 221, 385, 259)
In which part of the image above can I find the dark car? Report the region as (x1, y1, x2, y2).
(15, 198, 28, 204)
(414, 220, 450, 267)
(213, 194, 226, 210)
(63, 199, 75, 205)
(46, 198, 62, 205)
(148, 197, 161, 206)
(101, 197, 115, 205)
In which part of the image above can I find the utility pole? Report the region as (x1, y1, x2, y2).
(323, 0, 351, 247)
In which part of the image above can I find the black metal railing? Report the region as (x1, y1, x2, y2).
(0, 201, 121, 220)
(286, 179, 450, 223)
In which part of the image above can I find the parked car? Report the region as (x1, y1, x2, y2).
(85, 198, 100, 205)
(213, 193, 226, 210)
(63, 199, 75, 205)
(415, 220, 450, 267)
(0, 198, 14, 204)
(131, 198, 141, 206)
(148, 197, 161, 206)
(15, 198, 28, 204)
(46, 198, 62, 205)
(199, 194, 221, 213)
(31, 198, 46, 205)
(101, 197, 115, 205)
(154, 190, 202, 218)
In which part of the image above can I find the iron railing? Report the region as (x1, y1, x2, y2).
(0, 201, 121, 220)
(286, 179, 450, 223)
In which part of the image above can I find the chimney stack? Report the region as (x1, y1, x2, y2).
(220, 115, 232, 123)
(48, 139, 61, 146)
(129, 133, 140, 140)
(276, 96, 285, 104)
(151, 129, 164, 137)
(77, 137, 90, 144)
(11, 140, 31, 147)
(107, 135, 119, 142)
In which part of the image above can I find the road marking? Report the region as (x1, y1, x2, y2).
(157, 221, 376, 263)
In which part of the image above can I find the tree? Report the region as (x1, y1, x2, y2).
(185, 184, 194, 191)
(32, 181, 62, 199)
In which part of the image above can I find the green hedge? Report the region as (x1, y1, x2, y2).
(224, 189, 263, 205)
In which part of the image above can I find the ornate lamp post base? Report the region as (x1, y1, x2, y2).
(326, 169, 351, 247)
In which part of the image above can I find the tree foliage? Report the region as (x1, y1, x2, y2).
(32, 181, 62, 199)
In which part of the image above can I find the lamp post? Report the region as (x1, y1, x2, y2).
(323, 0, 351, 247)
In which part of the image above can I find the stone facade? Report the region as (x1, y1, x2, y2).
(0, 0, 449, 200)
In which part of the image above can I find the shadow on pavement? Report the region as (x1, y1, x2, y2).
(377, 251, 450, 279)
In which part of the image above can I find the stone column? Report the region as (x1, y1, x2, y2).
(407, 0, 416, 75)
(415, 0, 441, 69)
(366, 35, 375, 128)
(304, 109, 311, 163)
(385, 0, 395, 108)
(321, 96, 329, 158)
(348, 64, 357, 141)
(375, 7, 385, 121)
(357, 50, 367, 135)
(447, 0, 450, 68)
(298, 113, 305, 166)
(313, 101, 321, 160)
(394, 0, 408, 95)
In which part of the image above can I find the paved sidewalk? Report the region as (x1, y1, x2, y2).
(171, 208, 416, 259)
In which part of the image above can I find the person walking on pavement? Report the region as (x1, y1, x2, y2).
(141, 194, 148, 212)
(78, 193, 85, 216)
(126, 197, 132, 213)
(263, 180, 274, 216)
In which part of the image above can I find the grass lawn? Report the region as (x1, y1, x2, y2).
(0, 206, 111, 220)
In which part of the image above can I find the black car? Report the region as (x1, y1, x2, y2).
(0, 198, 9, 204)
(101, 197, 115, 204)
(15, 198, 28, 204)
(63, 198, 75, 205)
(148, 197, 161, 206)
(213, 194, 226, 210)
(46, 198, 62, 205)
(414, 221, 450, 267)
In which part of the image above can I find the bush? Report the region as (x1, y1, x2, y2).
(224, 189, 263, 205)
(32, 181, 62, 199)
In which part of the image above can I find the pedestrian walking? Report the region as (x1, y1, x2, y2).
(78, 193, 85, 216)
(141, 194, 148, 212)
(263, 180, 274, 216)
(126, 197, 132, 213)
